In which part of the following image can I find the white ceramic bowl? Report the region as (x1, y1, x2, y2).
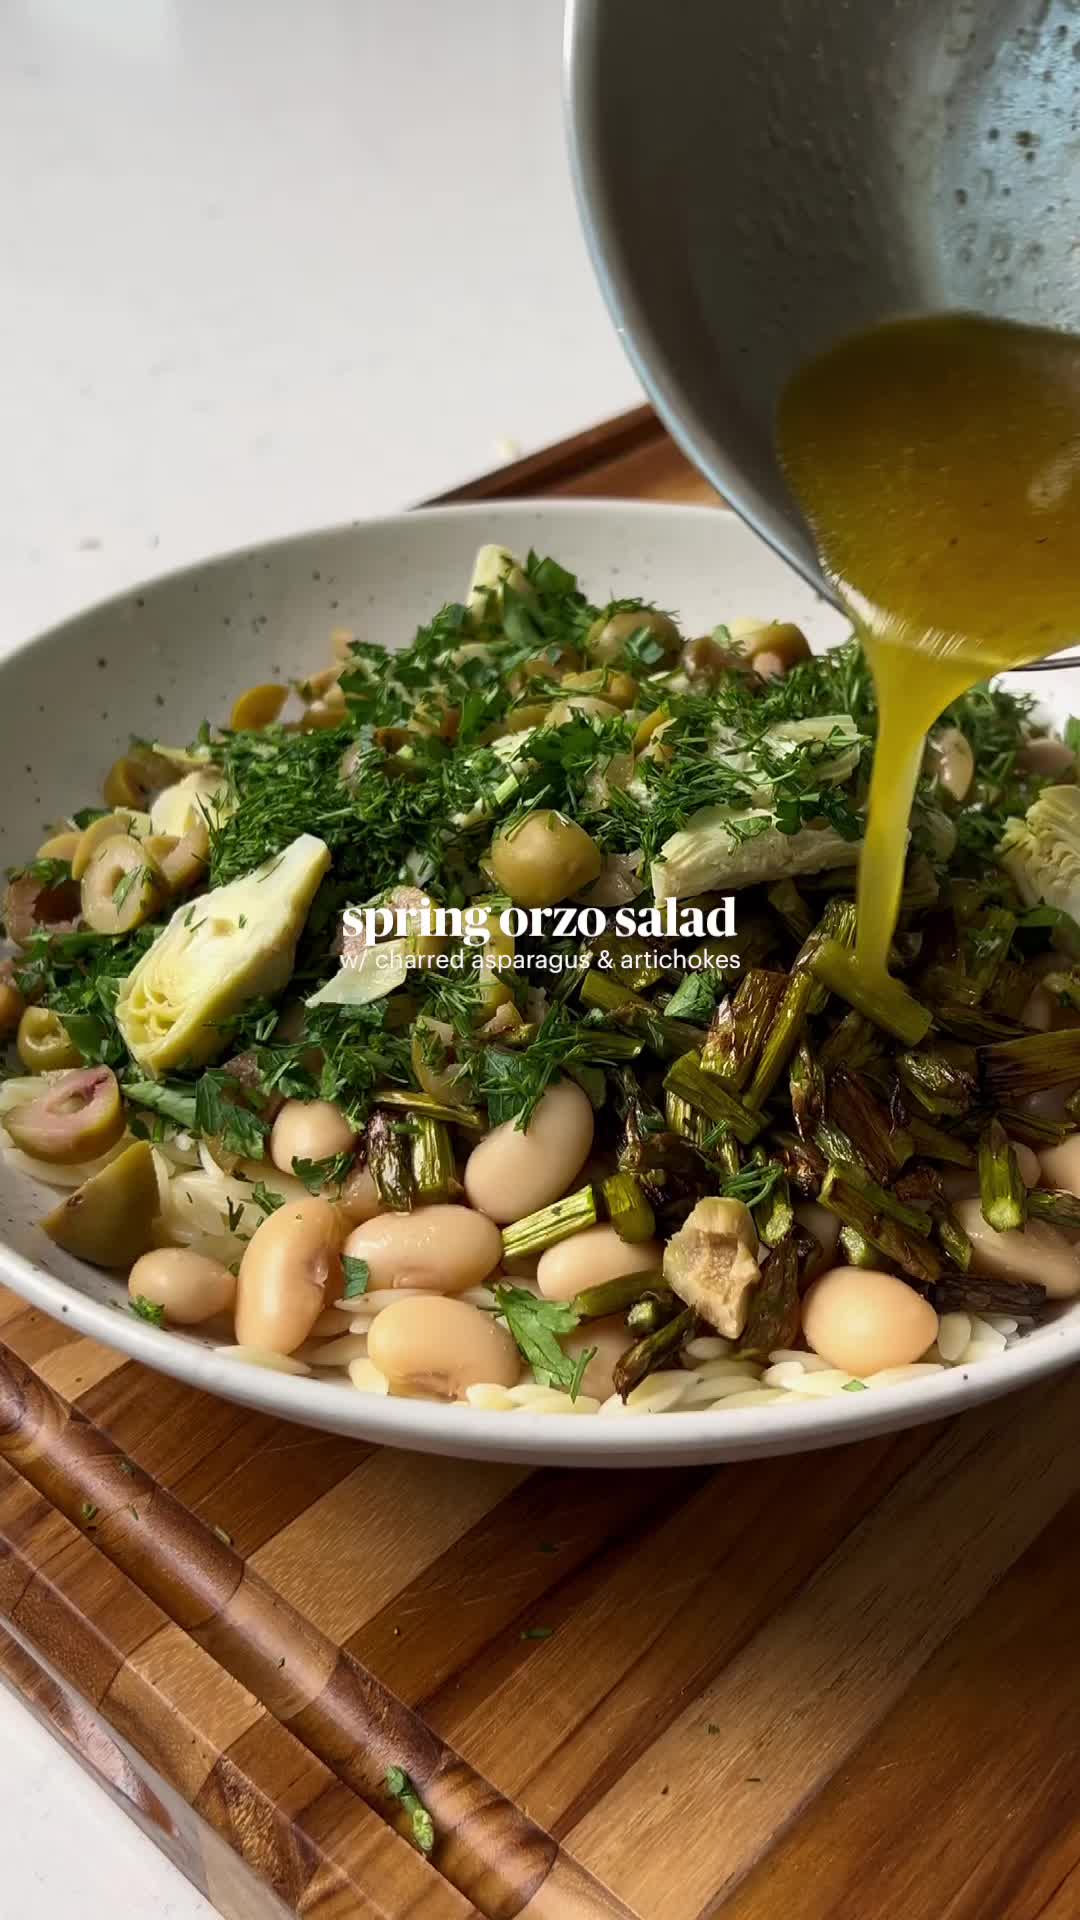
(3, 500, 1079, 1466)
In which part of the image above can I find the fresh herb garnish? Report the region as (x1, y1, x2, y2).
(291, 1149, 354, 1195)
(250, 1182, 284, 1217)
(385, 1767, 435, 1857)
(124, 1078, 199, 1129)
(112, 865, 146, 911)
(130, 1295, 165, 1326)
(193, 1070, 269, 1159)
(341, 1255, 370, 1299)
(489, 1283, 592, 1397)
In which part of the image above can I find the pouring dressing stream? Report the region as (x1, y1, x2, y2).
(777, 312, 1080, 1039)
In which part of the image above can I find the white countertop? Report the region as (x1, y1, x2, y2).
(0, 2, 639, 1913)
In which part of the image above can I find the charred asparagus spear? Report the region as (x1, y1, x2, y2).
(501, 1186, 598, 1261)
(613, 1307, 695, 1401)
(977, 1118, 1027, 1233)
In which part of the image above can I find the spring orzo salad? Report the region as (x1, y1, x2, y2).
(4, 545, 1080, 1416)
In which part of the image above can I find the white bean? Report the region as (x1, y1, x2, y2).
(536, 1224, 662, 1302)
(1017, 1085, 1071, 1124)
(235, 1196, 343, 1353)
(128, 1248, 235, 1326)
(1037, 1132, 1080, 1197)
(367, 1295, 520, 1399)
(270, 1099, 355, 1177)
(343, 1205, 501, 1294)
(1018, 735, 1075, 777)
(802, 1267, 939, 1377)
(559, 1315, 632, 1400)
(463, 1081, 594, 1224)
(337, 1162, 381, 1226)
(954, 1195, 1080, 1298)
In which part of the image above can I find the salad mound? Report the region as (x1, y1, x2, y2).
(3, 544, 1080, 1418)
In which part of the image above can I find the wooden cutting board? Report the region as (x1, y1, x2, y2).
(3, 411, 1080, 1920)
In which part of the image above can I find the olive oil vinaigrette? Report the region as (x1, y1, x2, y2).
(778, 312, 1080, 1039)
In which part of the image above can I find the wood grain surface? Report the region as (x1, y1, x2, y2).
(1, 410, 1074, 1920)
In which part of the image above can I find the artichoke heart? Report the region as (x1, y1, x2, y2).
(149, 766, 231, 839)
(1000, 785, 1080, 953)
(652, 808, 861, 903)
(116, 833, 330, 1073)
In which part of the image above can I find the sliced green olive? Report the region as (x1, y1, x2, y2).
(103, 747, 179, 809)
(35, 829, 80, 862)
(80, 834, 164, 934)
(0, 976, 25, 1038)
(494, 702, 551, 737)
(489, 809, 602, 909)
(544, 695, 621, 727)
(301, 665, 342, 700)
(412, 1014, 472, 1106)
(17, 1006, 81, 1073)
(560, 668, 639, 708)
(230, 683, 288, 731)
(507, 642, 583, 695)
(71, 809, 150, 880)
(735, 620, 811, 670)
(585, 607, 681, 669)
(145, 816, 210, 894)
(6, 1066, 124, 1165)
(300, 683, 347, 731)
(40, 1140, 159, 1268)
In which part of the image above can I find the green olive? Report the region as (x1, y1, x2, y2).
(585, 607, 681, 669)
(559, 668, 639, 708)
(412, 1014, 471, 1106)
(489, 809, 602, 909)
(40, 1141, 159, 1268)
(734, 619, 812, 670)
(682, 635, 751, 684)
(17, 1006, 81, 1073)
(473, 973, 514, 1022)
(35, 829, 80, 862)
(507, 642, 583, 695)
(230, 682, 288, 730)
(299, 683, 347, 731)
(148, 816, 210, 894)
(103, 747, 178, 809)
(544, 695, 621, 727)
(0, 977, 25, 1039)
(6, 1066, 124, 1164)
(71, 809, 149, 880)
(80, 834, 164, 934)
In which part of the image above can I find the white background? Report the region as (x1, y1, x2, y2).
(0, 2, 638, 1913)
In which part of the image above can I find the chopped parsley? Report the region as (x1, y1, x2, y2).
(341, 1255, 370, 1299)
(250, 1182, 284, 1217)
(112, 864, 147, 911)
(130, 1295, 165, 1326)
(385, 1767, 435, 1857)
(489, 1284, 593, 1398)
(194, 1071, 269, 1160)
(291, 1149, 354, 1195)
